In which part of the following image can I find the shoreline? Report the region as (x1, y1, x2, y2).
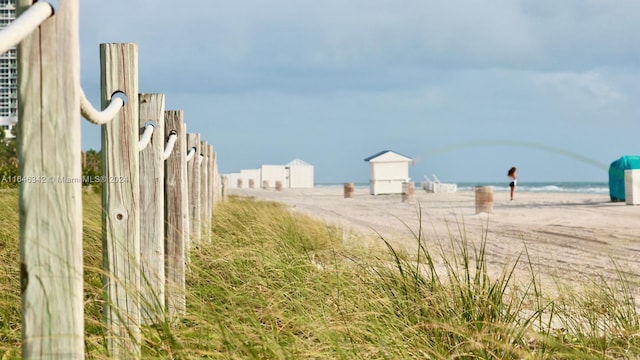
(313, 181, 611, 194)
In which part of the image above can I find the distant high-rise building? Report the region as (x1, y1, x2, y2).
(0, 0, 16, 139)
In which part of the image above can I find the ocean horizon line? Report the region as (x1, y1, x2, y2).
(314, 181, 609, 194)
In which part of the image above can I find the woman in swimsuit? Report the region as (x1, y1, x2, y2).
(508, 167, 517, 200)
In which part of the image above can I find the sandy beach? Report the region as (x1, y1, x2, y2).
(229, 186, 640, 300)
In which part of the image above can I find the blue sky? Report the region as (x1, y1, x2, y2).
(78, 1, 640, 183)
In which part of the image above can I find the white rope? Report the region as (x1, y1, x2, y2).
(0, 1, 53, 55)
(80, 88, 125, 125)
(138, 121, 156, 151)
(162, 131, 177, 160)
(198, 154, 204, 166)
(186, 147, 196, 162)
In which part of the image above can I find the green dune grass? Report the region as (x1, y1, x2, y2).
(1, 190, 639, 359)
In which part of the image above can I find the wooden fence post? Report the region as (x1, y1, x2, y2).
(207, 144, 215, 222)
(17, 1, 84, 357)
(222, 176, 229, 201)
(210, 147, 219, 204)
(101, 42, 141, 358)
(212, 150, 219, 203)
(187, 133, 201, 245)
(164, 110, 188, 318)
(199, 140, 210, 241)
(139, 93, 165, 324)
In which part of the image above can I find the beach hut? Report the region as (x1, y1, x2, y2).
(364, 150, 413, 195)
(609, 155, 640, 201)
(223, 172, 241, 189)
(240, 169, 261, 189)
(261, 165, 286, 189)
(285, 159, 314, 188)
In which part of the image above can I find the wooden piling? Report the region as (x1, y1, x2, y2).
(187, 133, 201, 244)
(138, 93, 165, 324)
(210, 149, 218, 203)
(199, 140, 210, 241)
(344, 183, 355, 198)
(207, 145, 215, 229)
(474, 186, 494, 214)
(164, 110, 188, 318)
(208, 145, 215, 204)
(100, 42, 141, 358)
(17, 0, 84, 357)
(402, 181, 415, 202)
(223, 176, 229, 200)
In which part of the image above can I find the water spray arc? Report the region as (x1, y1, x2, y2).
(412, 139, 609, 171)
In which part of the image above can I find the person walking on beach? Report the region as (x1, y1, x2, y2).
(508, 167, 517, 200)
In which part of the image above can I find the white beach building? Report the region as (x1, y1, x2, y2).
(285, 158, 314, 188)
(240, 168, 261, 189)
(364, 150, 413, 195)
(261, 165, 286, 189)
(224, 172, 241, 189)
(223, 159, 314, 190)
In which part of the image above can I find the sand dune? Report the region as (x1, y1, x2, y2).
(229, 186, 640, 300)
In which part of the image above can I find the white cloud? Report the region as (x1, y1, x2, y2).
(530, 70, 626, 105)
(77, 1, 640, 181)
(80, 0, 640, 94)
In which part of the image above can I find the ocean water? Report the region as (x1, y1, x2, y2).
(315, 182, 609, 194)
(456, 182, 609, 194)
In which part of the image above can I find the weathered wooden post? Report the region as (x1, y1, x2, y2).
(199, 140, 210, 241)
(101, 42, 141, 358)
(206, 144, 213, 235)
(208, 145, 216, 212)
(187, 133, 201, 244)
(401, 181, 415, 203)
(207, 146, 214, 203)
(164, 110, 188, 318)
(216, 161, 221, 201)
(138, 93, 165, 324)
(223, 175, 229, 201)
(17, 0, 85, 357)
(206, 145, 213, 232)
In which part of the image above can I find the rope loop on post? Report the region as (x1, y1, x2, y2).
(138, 120, 156, 151)
(0, 1, 54, 55)
(185, 147, 196, 162)
(80, 88, 126, 125)
(46, 0, 60, 12)
(198, 154, 204, 166)
(162, 130, 178, 160)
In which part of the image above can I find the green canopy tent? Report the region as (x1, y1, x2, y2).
(608, 155, 640, 201)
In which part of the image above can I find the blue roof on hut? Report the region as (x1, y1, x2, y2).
(364, 150, 413, 162)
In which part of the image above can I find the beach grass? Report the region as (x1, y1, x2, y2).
(1, 190, 640, 358)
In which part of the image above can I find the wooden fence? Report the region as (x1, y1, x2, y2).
(2, 1, 222, 358)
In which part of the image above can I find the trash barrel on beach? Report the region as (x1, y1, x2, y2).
(402, 181, 415, 202)
(275, 181, 283, 192)
(249, 179, 255, 189)
(237, 179, 243, 189)
(262, 180, 269, 190)
(474, 186, 493, 214)
(625, 170, 640, 205)
(344, 182, 355, 198)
